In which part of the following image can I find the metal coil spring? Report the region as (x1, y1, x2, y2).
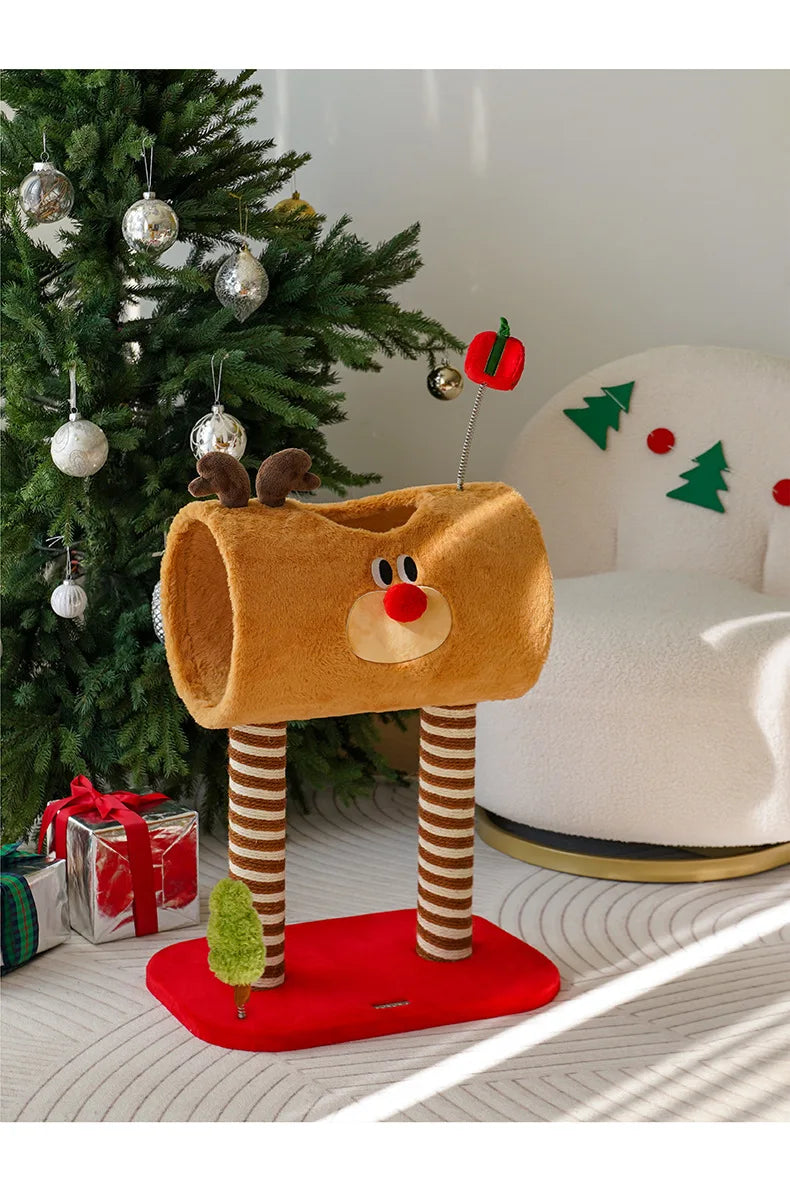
(456, 384, 487, 491)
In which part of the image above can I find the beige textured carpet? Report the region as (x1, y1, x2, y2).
(2, 784, 789, 1122)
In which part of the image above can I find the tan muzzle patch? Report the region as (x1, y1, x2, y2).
(347, 587, 452, 664)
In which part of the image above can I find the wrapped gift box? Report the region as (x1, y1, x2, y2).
(65, 799, 199, 943)
(41, 779, 199, 944)
(1, 846, 69, 974)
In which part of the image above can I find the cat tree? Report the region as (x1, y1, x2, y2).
(146, 322, 561, 1050)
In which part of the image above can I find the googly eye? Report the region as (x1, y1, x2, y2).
(371, 558, 394, 588)
(397, 555, 419, 583)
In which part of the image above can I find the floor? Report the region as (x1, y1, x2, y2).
(2, 784, 789, 1122)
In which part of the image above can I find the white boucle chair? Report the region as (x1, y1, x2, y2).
(476, 345, 790, 880)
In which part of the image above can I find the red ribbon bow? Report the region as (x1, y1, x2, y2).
(38, 776, 169, 937)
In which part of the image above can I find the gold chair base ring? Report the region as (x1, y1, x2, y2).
(477, 808, 790, 883)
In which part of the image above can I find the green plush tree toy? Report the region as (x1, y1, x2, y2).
(207, 878, 266, 1018)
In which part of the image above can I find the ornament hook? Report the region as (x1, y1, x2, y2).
(226, 192, 249, 240)
(45, 534, 74, 579)
(141, 137, 155, 192)
(41, 130, 49, 162)
(210, 352, 228, 405)
(68, 365, 79, 420)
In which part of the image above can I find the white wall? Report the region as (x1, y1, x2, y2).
(234, 69, 789, 494)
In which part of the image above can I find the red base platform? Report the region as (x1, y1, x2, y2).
(146, 908, 560, 1051)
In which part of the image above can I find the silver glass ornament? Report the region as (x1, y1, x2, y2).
(151, 580, 165, 643)
(190, 403, 247, 460)
(122, 191, 179, 255)
(51, 579, 87, 619)
(50, 366, 109, 477)
(427, 363, 464, 401)
(214, 245, 269, 322)
(19, 160, 75, 224)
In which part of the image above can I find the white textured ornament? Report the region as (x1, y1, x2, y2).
(122, 190, 179, 255)
(51, 416, 109, 477)
(214, 245, 269, 322)
(51, 579, 88, 619)
(190, 403, 247, 460)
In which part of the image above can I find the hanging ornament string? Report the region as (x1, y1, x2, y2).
(211, 351, 226, 407)
(68, 364, 78, 418)
(228, 192, 250, 241)
(141, 137, 155, 193)
(45, 534, 73, 577)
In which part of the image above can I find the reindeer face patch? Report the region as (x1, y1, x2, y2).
(347, 554, 452, 664)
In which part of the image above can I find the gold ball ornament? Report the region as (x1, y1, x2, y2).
(272, 190, 316, 220)
(427, 363, 464, 401)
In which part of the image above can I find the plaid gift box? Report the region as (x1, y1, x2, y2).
(1, 844, 69, 974)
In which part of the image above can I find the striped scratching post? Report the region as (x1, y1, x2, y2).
(416, 704, 477, 961)
(227, 723, 288, 988)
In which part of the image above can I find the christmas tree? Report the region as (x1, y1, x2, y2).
(563, 381, 634, 450)
(666, 441, 729, 513)
(0, 70, 463, 840)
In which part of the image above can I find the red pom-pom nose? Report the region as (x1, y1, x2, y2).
(383, 582, 428, 623)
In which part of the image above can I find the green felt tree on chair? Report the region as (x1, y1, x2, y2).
(666, 441, 729, 513)
(207, 878, 266, 1018)
(563, 382, 634, 450)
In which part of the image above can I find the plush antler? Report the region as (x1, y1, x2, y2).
(188, 453, 251, 509)
(255, 448, 321, 507)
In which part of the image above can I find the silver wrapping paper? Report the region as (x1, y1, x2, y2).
(0, 856, 69, 970)
(58, 800, 199, 944)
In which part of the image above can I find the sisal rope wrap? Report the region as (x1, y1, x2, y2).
(416, 704, 477, 961)
(227, 723, 287, 988)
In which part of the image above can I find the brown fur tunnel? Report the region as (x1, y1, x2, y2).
(161, 481, 553, 728)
